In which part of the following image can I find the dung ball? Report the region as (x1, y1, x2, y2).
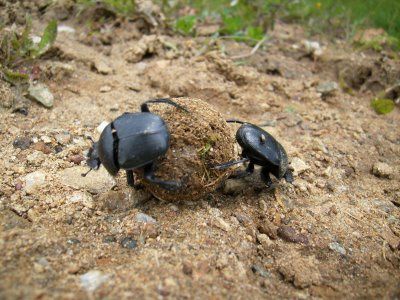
(136, 97, 235, 201)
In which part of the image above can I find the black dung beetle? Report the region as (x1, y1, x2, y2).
(213, 120, 293, 187)
(83, 98, 187, 191)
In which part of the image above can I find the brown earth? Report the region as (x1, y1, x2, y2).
(0, 3, 400, 299)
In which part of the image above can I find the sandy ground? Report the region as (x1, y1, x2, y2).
(1, 2, 400, 299)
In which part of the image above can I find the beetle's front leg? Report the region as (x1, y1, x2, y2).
(143, 163, 182, 191)
(125, 170, 143, 190)
(260, 167, 273, 187)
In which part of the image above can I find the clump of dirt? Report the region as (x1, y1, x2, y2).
(137, 97, 236, 201)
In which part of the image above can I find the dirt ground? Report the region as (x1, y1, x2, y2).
(1, 2, 400, 299)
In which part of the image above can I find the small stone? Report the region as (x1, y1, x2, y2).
(27, 208, 40, 222)
(33, 262, 45, 273)
(258, 220, 278, 239)
(68, 192, 94, 209)
(222, 178, 246, 195)
(68, 154, 85, 165)
(59, 166, 116, 194)
(28, 83, 54, 108)
(13, 137, 32, 150)
(120, 237, 137, 249)
(99, 85, 112, 93)
(27, 151, 46, 165)
(317, 81, 339, 95)
(103, 235, 117, 243)
(251, 265, 270, 278)
(32, 141, 52, 154)
(41, 135, 52, 143)
(67, 238, 81, 245)
(259, 200, 267, 212)
(213, 216, 231, 232)
(24, 171, 46, 194)
(257, 233, 273, 248)
(277, 225, 309, 244)
(182, 262, 193, 276)
(97, 121, 109, 134)
(55, 132, 71, 145)
(67, 264, 80, 274)
(37, 257, 49, 267)
(136, 212, 157, 224)
(290, 157, 310, 176)
(372, 162, 394, 179)
(57, 25, 75, 33)
(80, 270, 110, 292)
(329, 242, 346, 255)
(93, 59, 113, 75)
(127, 83, 142, 92)
(302, 40, 323, 57)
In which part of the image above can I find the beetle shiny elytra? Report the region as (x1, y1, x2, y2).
(83, 98, 187, 191)
(214, 120, 293, 187)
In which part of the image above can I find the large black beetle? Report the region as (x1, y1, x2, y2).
(84, 98, 187, 191)
(214, 120, 293, 187)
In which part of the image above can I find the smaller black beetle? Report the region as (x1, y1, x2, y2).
(83, 98, 187, 191)
(213, 120, 293, 187)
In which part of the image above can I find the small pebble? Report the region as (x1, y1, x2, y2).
(13, 137, 32, 150)
(100, 85, 112, 93)
(55, 132, 71, 145)
(24, 171, 46, 194)
(251, 265, 270, 278)
(136, 212, 157, 224)
(317, 81, 338, 95)
(28, 83, 54, 108)
(182, 262, 193, 276)
(222, 179, 246, 195)
(277, 225, 309, 244)
(93, 59, 113, 75)
(372, 162, 394, 179)
(68, 155, 85, 165)
(258, 220, 278, 239)
(80, 270, 110, 292)
(32, 141, 52, 154)
(67, 238, 81, 245)
(103, 235, 117, 243)
(290, 157, 310, 176)
(329, 242, 346, 255)
(120, 237, 137, 249)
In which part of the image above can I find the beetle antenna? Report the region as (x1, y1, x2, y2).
(226, 119, 246, 124)
(211, 158, 249, 170)
(141, 98, 189, 113)
(81, 168, 92, 177)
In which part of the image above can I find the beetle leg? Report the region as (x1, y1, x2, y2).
(140, 98, 188, 113)
(143, 163, 182, 191)
(126, 170, 135, 187)
(246, 162, 254, 174)
(125, 170, 144, 190)
(260, 167, 273, 187)
(211, 158, 249, 170)
(284, 169, 294, 184)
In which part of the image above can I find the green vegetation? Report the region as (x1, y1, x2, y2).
(0, 19, 58, 85)
(371, 98, 395, 115)
(77, 0, 136, 16)
(284, 0, 400, 40)
(72, 0, 400, 47)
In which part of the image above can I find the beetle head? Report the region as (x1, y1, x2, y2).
(82, 140, 102, 177)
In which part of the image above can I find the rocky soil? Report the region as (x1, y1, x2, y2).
(0, 2, 400, 299)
